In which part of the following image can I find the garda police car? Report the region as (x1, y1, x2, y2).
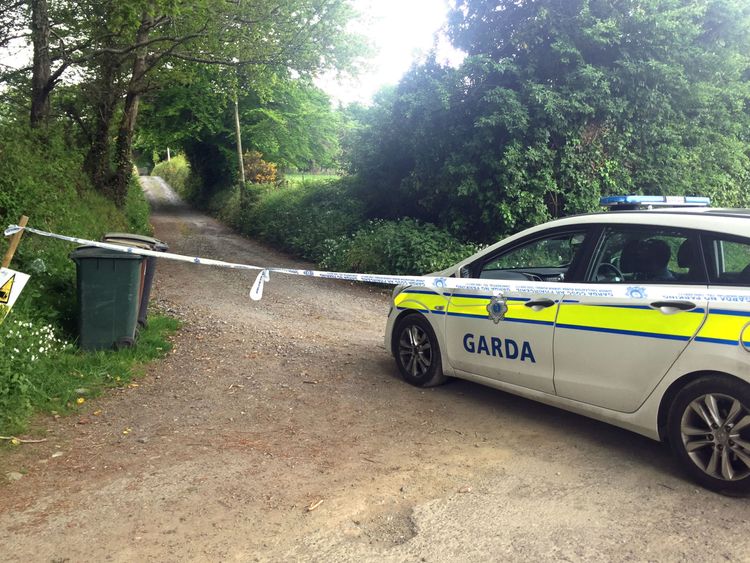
(385, 196, 750, 493)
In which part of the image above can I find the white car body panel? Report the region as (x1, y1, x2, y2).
(384, 209, 750, 442)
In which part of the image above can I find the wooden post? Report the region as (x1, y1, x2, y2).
(234, 92, 245, 187)
(2, 215, 29, 269)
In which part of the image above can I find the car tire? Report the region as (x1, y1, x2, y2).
(667, 375, 750, 495)
(393, 314, 446, 388)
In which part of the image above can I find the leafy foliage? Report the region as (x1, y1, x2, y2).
(138, 73, 348, 194)
(152, 154, 191, 195)
(3, 0, 366, 204)
(238, 178, 365, 262)
(0, 120, 151, 326)
(243, 151, 278, 185)
(350, 0, 750, 243)
(320, 219, 479, 276)
(240, 79, 346, 172)
(191, 174, 477, 276)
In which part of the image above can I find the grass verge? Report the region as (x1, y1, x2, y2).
(0, 314, 180, 438)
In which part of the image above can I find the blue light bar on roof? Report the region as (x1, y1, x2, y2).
(600, 195, 711, 209)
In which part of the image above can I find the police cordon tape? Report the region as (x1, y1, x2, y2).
(5, 223, 750, 305)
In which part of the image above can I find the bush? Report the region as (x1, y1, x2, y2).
(230, 177, 365, 262)
(152, 154, 191, 195)
(199, 175, 477, 276)
(207, 184, 242, 226)
(242, 150, 278, 184)
(320, 218, 479, 275)
(125, 175, 154, 235)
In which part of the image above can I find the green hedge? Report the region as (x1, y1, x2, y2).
(195, 173, 478, 276)
(0, 122, 151, 324)
(240, 177, 364, 262)
(152, 154, 191, 198)
(321, 218, 479, 275)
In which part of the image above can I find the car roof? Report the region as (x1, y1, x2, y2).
(557, 208, 750, 234)
(586, 207, 750, 219)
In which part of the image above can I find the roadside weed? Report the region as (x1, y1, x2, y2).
(0, 314, 180, 436)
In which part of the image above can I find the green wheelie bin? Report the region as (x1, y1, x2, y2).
(70, 246, 144, 350)
(102, 233, 169, 327)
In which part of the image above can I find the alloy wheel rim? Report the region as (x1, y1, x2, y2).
(398, 324, 432, 379)
(680, 393, 750, 481)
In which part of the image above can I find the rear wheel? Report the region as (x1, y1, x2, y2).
(667, 375, 750, 494)
(393, 314, 446, 387)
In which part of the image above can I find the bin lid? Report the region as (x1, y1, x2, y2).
(105, 239, 152, 250)
(103, 232, 169, 251)
(70, 245, 145, 261)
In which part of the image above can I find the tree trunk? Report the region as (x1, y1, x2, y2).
(111, 89, 142, 205)
(110, 12, 152, 206)
(85, 55, 121, 192)
(29, 0, 51, 127)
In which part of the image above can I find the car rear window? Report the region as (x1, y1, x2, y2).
(704, 236, 750, 286)
(587, 226, 706, 284)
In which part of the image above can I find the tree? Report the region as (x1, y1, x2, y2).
(349, 0, 750, 243)
(137, 66, 348, 195)
(3, 0, 364, 204)
(239, 78, 344, 171)
(0, 1, 25, 49)
(28, 0, 51, 126)
(110, 0, 363, 203)
(134, 0, 367, 194)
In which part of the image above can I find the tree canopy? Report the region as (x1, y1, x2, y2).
(1, 0, 365, 203)
(350, 0, 750, 243)
(136, 60, 346, 195)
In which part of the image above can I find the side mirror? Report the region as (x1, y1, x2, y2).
(459, 266, 472, 278)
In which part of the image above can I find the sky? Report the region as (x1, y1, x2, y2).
(317, 0, 464, 106)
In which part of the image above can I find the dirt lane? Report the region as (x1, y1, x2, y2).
(1, 177, 748, 562)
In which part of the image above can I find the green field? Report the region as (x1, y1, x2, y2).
(284, 173, 340, 186)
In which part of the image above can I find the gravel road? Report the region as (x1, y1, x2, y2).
(1, 177, 749, 562)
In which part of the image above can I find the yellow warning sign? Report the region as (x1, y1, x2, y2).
(0, 268, 29, 324)
(0, 274, 14, 304)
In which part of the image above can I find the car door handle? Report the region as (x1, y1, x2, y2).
(649, 300, 697, 314)
(524, 298, 556, 311)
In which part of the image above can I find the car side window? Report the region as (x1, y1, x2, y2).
(587, 226, 706, 284)
(478, 231, 587, 282)
(703, 236, 750, 286)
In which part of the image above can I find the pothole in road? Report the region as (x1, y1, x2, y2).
(350, 506, 418, 547)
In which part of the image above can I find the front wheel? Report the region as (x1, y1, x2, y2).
(393, 314, 446, 387)
(667, 375, 750, 494)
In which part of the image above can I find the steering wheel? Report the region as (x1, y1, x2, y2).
(595, 262, 623, 282)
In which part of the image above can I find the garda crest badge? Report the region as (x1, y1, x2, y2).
(487, 295, 509, 324)
(626, 286, 647, 299)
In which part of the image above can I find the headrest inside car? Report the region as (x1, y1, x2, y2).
(640, 239, 671, 274)
(677, 239, 699, 269)
(619, 239, 642, 273)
